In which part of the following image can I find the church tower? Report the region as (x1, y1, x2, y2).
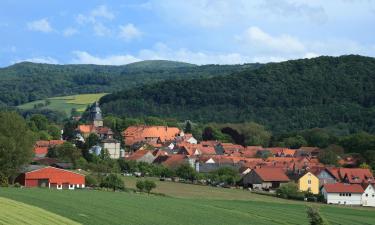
(90, 102, 103, 127)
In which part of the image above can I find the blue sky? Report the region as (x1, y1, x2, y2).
(0, 0, 374, 66)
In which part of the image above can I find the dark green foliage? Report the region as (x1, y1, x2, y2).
(209, 167, 240, 185)
(184, 120, 192, 133)
(85, 175, 98, 187)
(48, 142, 81, 168)
(276, 182, 304, 200)
(176, 164, 197, 182)
(136, 180, 157, 194)
(100, 55, 375, 134)
(0, 111, 35, 184)
(0, 61, 257, 106)
(280, 135, 307, 149)
(100, 173, 124, 191)
(306, 206, 330, 225)
(318, 149, 338, 166)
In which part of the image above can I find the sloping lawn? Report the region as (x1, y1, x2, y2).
(1, 188, 375, 225)
(0, 197, 80, 225)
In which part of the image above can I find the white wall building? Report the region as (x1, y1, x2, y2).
(321, 183, 364, 206)
(362, 184, 375, 207)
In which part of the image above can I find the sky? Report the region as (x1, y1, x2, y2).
(0, 0, 374, 66)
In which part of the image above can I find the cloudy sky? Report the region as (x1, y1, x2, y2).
(0, 0, 374, 66)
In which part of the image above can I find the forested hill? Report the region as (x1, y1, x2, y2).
(0, 60, 259, 106)
(100, 55, 375, 133)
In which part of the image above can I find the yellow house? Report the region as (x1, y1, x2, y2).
(298, 172, 319, 194)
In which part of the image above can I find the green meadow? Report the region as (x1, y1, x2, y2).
(17, 93, 107, 116)
(1, 181, 375, 225)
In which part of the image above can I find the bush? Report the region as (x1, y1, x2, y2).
(136, 180, 157, 194)
(85, 175, 98, 187)
(100, 173, 124, 191)
(176, 164, 197, 182)
(13, 182, 21, 188)
(276, 182, 304, 200)
(306, 206, 330, 225)
(136, 180, 145, 192)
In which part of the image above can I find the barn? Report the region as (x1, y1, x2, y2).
(16, 166, 85, 190)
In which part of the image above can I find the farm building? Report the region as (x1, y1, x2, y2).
(321, 183, 363, 206)
(362, 184, 375, 207)
(242, 168, 290, 190)
(16, 166, 85, 190)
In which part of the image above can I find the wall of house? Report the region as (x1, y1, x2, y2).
(138, 153, 156, 164)
(243, 171, 263, 188)
(104, 142, 121, 159)
(298, 172, 319, 194)
(318, 170, 336, 187)
(322, 189, 362, 205)
(362, 185, 375, 207)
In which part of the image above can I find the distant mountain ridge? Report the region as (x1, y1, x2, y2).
(0, 60, 260, 106)
(100, 55, 375, 133)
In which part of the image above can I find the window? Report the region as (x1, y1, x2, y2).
(349, 193, 351, 197)
(308, 180, 311, 184)
(372, 194, 374, 197)
(366, 194, 369, 197)
(339, 193, 342, 196)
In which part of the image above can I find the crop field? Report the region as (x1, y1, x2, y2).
(1, 185, 375, 225)
(0, 197, 80, 225)
(17, 93, 107, 116)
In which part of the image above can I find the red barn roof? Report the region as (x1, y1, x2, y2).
(24, 166, 85, 186)
(253, 168, 290, 182)
(323, 183, 364, 193)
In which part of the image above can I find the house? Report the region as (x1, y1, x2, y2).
(15, 166, 85, 190)
(362, 183, 375, 207)
(242, 168, 290, 190)
(125, 150, 156, 163)
(123, 126, 180, 146)
(33, 140, 65, 158)
(297, 172, 320, 194)
(101, 138, 121, 159)
(154, 154, 189, 169)
(316, 168, 339, 187)
(321, 183, 363, 205)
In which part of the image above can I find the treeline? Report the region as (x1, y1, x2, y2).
(0, 60, 259, 106)
(100, 55, 375, 134)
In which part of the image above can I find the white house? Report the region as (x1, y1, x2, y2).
(321, 183, 364, 206)
(362, 184, 375, 207)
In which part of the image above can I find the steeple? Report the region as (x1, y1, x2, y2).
(90, 101, 103, 127)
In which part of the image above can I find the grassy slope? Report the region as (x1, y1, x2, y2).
(17, 93, 107, 115)
(0, 197, 80, 225)
(1, 182, 375, 225)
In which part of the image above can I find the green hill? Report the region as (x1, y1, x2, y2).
(0, 61, 259, 107)
(100, 55, 375, 133)
(1, 186, 375, 225)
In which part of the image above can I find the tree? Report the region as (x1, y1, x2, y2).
(281, 135, 307, 149)
(0, 111, 35, 184)
(318, 149, 338, 166)
(301, 128, 331, 148)
(85, 175, 98, 187)
(184, 120, 192, 133)
(306, 206, 330, 225)
(136, 180, 145, 192)
(29, 114, 49, 131)
(54, 142, 82, 168)
(233, 122, 271, 147)
(202, 127, 215, 140)
(143, 180, 156, 194)
(276, 182, 303, 199)
(86, 133, 99, 149)
(62, 120, 78, 141)
(176, 164, 197, 182)
(101, 173, 124, 191)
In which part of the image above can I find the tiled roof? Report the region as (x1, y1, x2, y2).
(123, 126, 180, 146)
(323, 183, 364, 193)
(78, 124, 95, 134)
(126, 150, 152, 161)
(253, 168, 290, 182)
(34, 147, 48, 155)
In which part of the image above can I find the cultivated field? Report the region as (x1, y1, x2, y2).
(0, 197, 80, 225)
(1, 183, 375, 225)
(17, 93, 107, 116)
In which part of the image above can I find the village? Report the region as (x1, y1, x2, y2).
(18, 102, 375, 208)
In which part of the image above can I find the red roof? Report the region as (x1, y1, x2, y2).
(126, 150, 152, 161)
(162, 154, 187, 168)
(34, 147, 48, 155)
(323, 183, 364, 193)
(25, 166, 85, 185)
(123, 126, 180, 146)
(253, 168, 290, 182)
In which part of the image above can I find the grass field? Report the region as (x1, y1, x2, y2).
(1, 181, 375, 225)
(0, 197, 80, 225)
(17, 93, 107, 116)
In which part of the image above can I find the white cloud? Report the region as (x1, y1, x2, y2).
(75, 5, 115, 37)
(239, 26, 305, 53)
(27, 18, 53, 33)
(118, 23, 142, 41)
(71, 51, 140, 65)
(93, 23, 111, 36)
(76, 5, 114, 24)
(63, 27, 78, 37)
(13, 56, 58, 64)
